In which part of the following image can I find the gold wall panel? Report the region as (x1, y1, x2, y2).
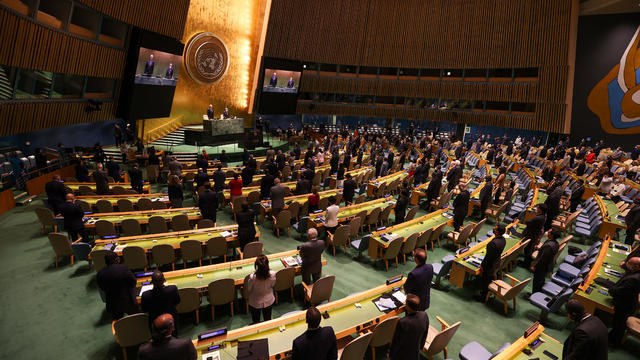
(158, 0, 269, 129)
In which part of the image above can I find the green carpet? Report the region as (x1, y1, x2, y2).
(1, 172, 638, 359)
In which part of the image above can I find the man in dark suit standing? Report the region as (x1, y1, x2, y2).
(144, 54, 155, 76)
(478, 175, 493, 218)
(287, 76, 295, 88)
(270, 178, 286, 216)
(165, 63, 174, 79)
(624, 198, 640, 245)
(212, 166, 226, 193)
(426, 165, 443, 206)
(198, 183, 218, 223)
(295, 177, 312, 196)
(105, 156, 121, 183)
(446, 160, 462, 192)
(389, 294, 429, 360)
(530, 230, 560, 294)
(342, 173, 356, 204)
(59, 193, 89, 243)
(141, 271, 180, 334)
(395, 189, 410, 225)
(93, 163, 110, 195)
(544, 186, 563, 231)
(269, 72, 278, 87)
(128, 163, 143, 194)
(562, 300, 608, 360)
(97, 252, 138, 320)
(569, 179, 585, 212)
(45, 174, 67, 214)
(261, 170, 275, 199)
(291, 307, 337, 360)
(414, 160, 427, 186)
(403, 249, 433, 311)
(522, 204, 547, 268)
(206, 104, 214, 120)
(478, 224, 506, 301)
(608, 256, 640, 345)
(138, 314, 197, 360)
(452, 182, 470, 230)
(299, 228, 325, 284)
(241, 165, 255, 187)
(194, 168, 209, 190)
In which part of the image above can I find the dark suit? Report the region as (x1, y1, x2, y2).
(342, 179, 357, 204)
(395, 195, 409, 224)
(522, 214, 546, 267)
(452, 190, 470, 229)
(426, 170, 443, 204)
(144, 60, 154, 75)
(93, 170, 110, 195)
(198, 189, 218, 223)
(194, 171, 209, 190)
(609, 271, 640, 343)
(479, 235, 506, 299)
(45, 180, 67, 214)
(141, 285, 180, 327)
(300, 239, 325, 284)
(59, 201, 89, 242)
(75, 164, 90, 182)
(97, 263, 138, 319)
(569, 185, 585, 212)
(106, 160, 121, 182)
(389, 311, 429, 360)
(138, 337, 197, 360)
(212, 170, 226, 192)
(296, 179, 312, 196)
(531, 239, 558, 293)
(128, 167, 143, 194)
(562, 315, 608, 360)
(291, 327, 337, 360)
(404, 264, 433, 310)
(237, 210, 256, 249)
(261, 174, 275, 199)
(269, 75, 277, 87)
(446, 165, 462, 191)
(544, 188, 562, 230)
(624, 205, 640, 245)
(165, 67, 174, 79)
(241, 166, 255, 187)
(270, 184, 286, 213)
(478, 182, 493, 215)
(207, 108, 214, 120)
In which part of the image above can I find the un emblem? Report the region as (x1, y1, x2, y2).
(184, 32, 229, 84)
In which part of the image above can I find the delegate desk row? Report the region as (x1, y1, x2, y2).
(63, 182, 151, 194)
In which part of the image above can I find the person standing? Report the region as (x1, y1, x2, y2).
(261, 170, 275, 199)
(446, 160, 462, 192)
(198, 183, 218, 224)
(206, 104, 214, 120)
(530, 230, 560, 294)
(342, 173, 356, 205)
(477, 224, 506, 301)
(324, 196, 339, 234)
(212, 165, 226, 193)
(452, 183, 470, 230)
(562, 300, 608, 360)
(624, 198, 640, 245)
(299, 228, 325, 284)
(229, 173, 243, 200)
(105, 156, 121, 182)
(45, 174, 67, 214)
(236, 201, 256, 250)
(308, 187, 320, 212)
(75, 160, 90, 182)
(97, 252, 138, 320)
(389, 294, 429, 360)
(141, 271, 180, 334)
(478, 175, 493, 218)
(194, 168, 209, 191)
(138, 314, 197, 360)
(241, 164, 255, 187)
(114, 123, 123, 147)
(59, 193, 90, 243)
(608, 257, 640, 345)
(395, 189, 410, 225)
(247, 255, 276, 324)
(93, 163, 110, 195)
(128, 163, 143, 194)
(291, 307, 337, 360)
(569, 179, 585, 212)
(522, 204, 547, 268)
(167, 175, 183, 208)
(168, 156, 183, 177)
(270, 178, 286, 216)
(403, 249, 433, 311)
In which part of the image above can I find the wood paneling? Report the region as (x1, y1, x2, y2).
(0, 189, 16, 215)
(0, 9, 125, 77)
(77, 0, 190, 40)
(0, 101, 116, 136)
(26, 165, 76, 196)
(265, 0, 575, 133)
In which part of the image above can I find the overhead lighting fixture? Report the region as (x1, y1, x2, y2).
(446, 71, 451, 76)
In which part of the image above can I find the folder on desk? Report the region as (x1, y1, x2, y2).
(237, 338, 269, 360)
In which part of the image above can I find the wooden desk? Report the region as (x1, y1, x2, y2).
(366, 171, 407, 197)
(449, 221, 521, 288)
(369, 208, 451, 259)
(308, 196, 395, 228)
(79, 207, 202, 229)
(223, 182, 297, 201)
(574, 237, 631, 314)
(76, 193, 169, 208)
(64, 182, 151, 194)
(594, 194, 626, 239)
(492, 323, 562, 360)
(194, 280, 406, 359)
(260, 188, 342, 221)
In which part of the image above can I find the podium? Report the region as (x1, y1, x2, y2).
(185, 116, 246, 146)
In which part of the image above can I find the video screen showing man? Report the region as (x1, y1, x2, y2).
(134, 47, 181, 86)
(263, 69, 300, 93)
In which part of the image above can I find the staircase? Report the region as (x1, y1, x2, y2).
(14, 191, 35, 206)
(0, 66, 14, 99)
(149, 127, 186, 147)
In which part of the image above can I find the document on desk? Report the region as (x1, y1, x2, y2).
(220, 231, 233, 237)
(139, 284, 153, 296)
(201, 350, 220, 360)
(374, 297, 396, 312)
(114, 244, 128, 252)
(391, 291, 406, 304)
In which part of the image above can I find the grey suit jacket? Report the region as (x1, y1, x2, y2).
(270, 184, 286, 209)
(300, 239, 325, 275)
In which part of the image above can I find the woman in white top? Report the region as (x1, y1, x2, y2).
(324, 196, 340, 234)
(317, 148, 325, 165)
(597, 172, 614, 195)
(247, 255, 276, 324)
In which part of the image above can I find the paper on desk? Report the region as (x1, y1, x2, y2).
(392, 291, 406, 304)
(220, 231, 233, 237)
(202, 350, 220, 360)
(139, 284, 153, 296)
(375, 297, 396, 311)
(114, 244, 128, 252)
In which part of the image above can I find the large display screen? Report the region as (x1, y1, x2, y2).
(117, 28, 185, 120)
(262, 69, 300, 93)
(134, 47, 182, 86)
(256, 57, 302, 115)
